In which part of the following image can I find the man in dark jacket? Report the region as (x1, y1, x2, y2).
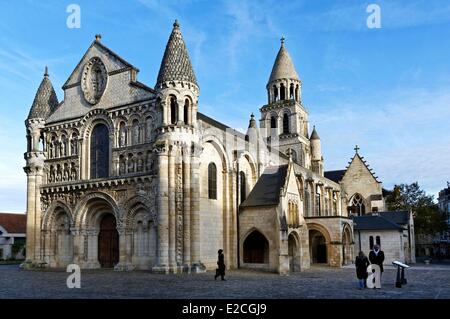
(215, 249, 226, 281)
(369, 244, 385, 275)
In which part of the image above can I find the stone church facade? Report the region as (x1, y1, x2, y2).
(24, 20, 402, 274)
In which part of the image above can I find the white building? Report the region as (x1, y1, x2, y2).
(0, 213, 26, 260)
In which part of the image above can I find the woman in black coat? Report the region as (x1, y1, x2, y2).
(215, 249, 226, 281)
(355, 251, 370, 289)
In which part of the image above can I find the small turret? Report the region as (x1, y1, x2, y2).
(246, 113, 259, 141)
(27, 66, 59, 120)
(310, 126, 323, 175)
(155, 20, 199, 127)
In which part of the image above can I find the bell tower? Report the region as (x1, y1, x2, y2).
(153, 20, 204, 274)
(260, 37, 311, 168)
(24, 67, 59, 266)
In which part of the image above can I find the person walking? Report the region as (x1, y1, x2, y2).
(215, 249, 226, 281)
(369, 244, 385, 280)
(355, 251, 370, 289)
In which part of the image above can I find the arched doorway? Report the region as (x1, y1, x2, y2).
(342, 225, 352, 265)
(243, 230, 269, 264)
(288, 233, 300, 272)
(309, 230, 327, 264)
(98, 214, 119, 268)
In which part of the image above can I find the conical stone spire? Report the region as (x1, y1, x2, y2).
(156, 20, 198, 87)
(248, 113, 257, 129)
(268, 37, 299, 84)
(28, 67, 59, 120)
(310, 125, 320, 140)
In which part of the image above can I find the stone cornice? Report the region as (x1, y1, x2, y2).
(41, 174, 154, 194)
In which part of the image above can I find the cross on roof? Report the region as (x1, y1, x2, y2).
(354, 145, 360, 153)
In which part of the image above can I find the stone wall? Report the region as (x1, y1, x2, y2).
(357, 230, 404, 264)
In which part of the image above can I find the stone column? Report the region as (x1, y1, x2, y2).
(72, 228, 85, 266)
(168, 147, 176, 272)
(190, 150, 202, 272)
(86, 230, 100, 268)
(177, 99, 184, 125)
(153, 147, 169, 273)
(115, 226, 134, 271)
(24, 172, 36, 262)
(182, 152, 191, 270)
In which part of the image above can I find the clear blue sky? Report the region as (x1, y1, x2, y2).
(1, 0, 450, 212)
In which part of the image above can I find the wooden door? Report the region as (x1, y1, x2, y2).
(98, 214, 119, 268)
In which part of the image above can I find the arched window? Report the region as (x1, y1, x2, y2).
(283, 113, 289, 134)
(90, 124, 109, 179)
(280, 83, 286, 100)
(304, 188, 310, 217)
(270, 116, 277, 129)
(273, 85, 278, 102)
(315, 185, 322, 216)
(184, 99, 189, 124)
(295, 84, 300, 102)
(369, 236, 374, 250)
(208, 163, 217, 200)
(376, 236, 381, 247)
(240, 171, 246, 203)
(350, 193, 366, 216)
(170, 96, 177, 125)
(289, 83, 294, 100)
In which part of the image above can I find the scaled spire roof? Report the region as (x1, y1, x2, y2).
(156, 20, 198, 86)
(28, 67, 59, 120)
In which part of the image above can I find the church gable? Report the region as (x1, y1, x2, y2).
(47, 38, 154, 124)
(63, 38, 137, 88)
(341, 152, 384, 212)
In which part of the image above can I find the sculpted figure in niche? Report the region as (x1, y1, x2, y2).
(71, 135, 78, 155)
(133, 122, 140, 145)
(61, 141, 66, 157)
(70, 163, 77, 180)
(63, 164, 69, 181)
(146, 119, 152, 141)
(56, 165, 62, 182)
(146, 153, 152, 171)
(128, 156, 135, 173)
(119, 157, 126, 175)
(137, 156, 144, 172)
(49, 141, 54, 158)
(119, 125, 127, 147)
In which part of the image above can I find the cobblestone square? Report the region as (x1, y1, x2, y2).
(1, 264, 449, 299)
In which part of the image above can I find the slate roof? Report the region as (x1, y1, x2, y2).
(0, 213, 26, 234)
(28, 68, 59, 119)
(197, 112, 246, 140)
(353, 214, 405, 231)
(268, 39, 299, 84)
(156, 20, 197, 86)
(240, 165, 288, 207)
(310, 126, 320, 140)
(324, 170, 346, 183)
(379, 211, 410, 225)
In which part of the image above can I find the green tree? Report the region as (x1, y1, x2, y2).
(385, 182, 447, 235)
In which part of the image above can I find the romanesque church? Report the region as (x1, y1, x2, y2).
(23, 21, 414, 274)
